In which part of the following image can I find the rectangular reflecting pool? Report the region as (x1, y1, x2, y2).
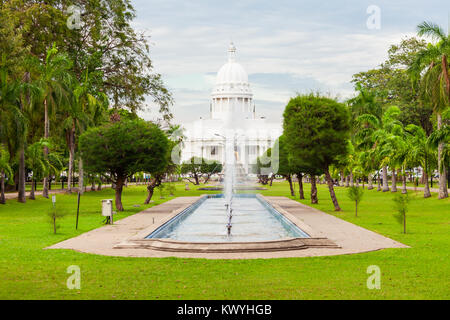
(146, 194, 309, 242)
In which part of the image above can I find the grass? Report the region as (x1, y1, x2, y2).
(0, 180, 449, 299)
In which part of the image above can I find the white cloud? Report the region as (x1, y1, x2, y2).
(131, 0, 447, 124)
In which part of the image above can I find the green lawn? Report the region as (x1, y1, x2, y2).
(0, 181, 448, 299)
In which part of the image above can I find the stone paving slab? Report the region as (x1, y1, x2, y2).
(46, 195, 408, 259)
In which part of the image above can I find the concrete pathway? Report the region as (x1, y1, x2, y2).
(47, 196, 408, 259)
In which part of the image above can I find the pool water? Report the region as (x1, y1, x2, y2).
(146, 194, 309, 242)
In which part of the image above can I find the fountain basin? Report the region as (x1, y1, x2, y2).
(112, 194, 340, 253)
(146, 194, 309, 242)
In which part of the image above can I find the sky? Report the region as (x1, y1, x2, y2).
(131, 0, 449, 125)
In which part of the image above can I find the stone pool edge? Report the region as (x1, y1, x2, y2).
(46, 195, 409, 259)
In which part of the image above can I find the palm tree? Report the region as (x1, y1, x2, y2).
(33, 44, 72, 198)
(351, 87, 384, 190)
(405, 124, 435, 198)
(355, 106, 402, 192)
(409, 21, 449, 199)
(380, 127, 408, 193)
(25, 139, 51, 200)
(0, 61, 31, 203)
(0, 145, 13, 204)
(63, 72, 107, 194)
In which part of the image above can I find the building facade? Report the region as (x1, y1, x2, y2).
(181, 43, 281, 173)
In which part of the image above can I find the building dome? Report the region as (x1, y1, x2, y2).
(210, 43, 254, 121)
(213, 43, 252, 95)
(216, 62, 248, 84)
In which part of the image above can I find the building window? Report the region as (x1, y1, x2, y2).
(248, 146, 257, 155)
(211, 146, 218, 155)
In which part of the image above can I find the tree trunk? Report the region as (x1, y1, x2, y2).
(287, 175, 295, 197)
(310, 175, 318, 204)
(115, 176, 125, 211)
(377, 173, 381, 191)
(67, 125, 75, 193)
(423, 171, 431, 198)
(402, 167, 407, 194)
(42, 98, 49, 198)
(437, 113, 449, 199)
(145, 176, 161, 204)
(0, 171, 5, 204)
(324, 168, 341, 211)
(145, 186, 155, 204)
(91, 176, 96, 191)
(367, 173, 374, 190)
(355, 200, 358, 217)
(18, 147, 26, 203)
(345, 175, 349, 187)
(340, 170, 344, 186)
(297, 173, 304, 199)
(29, 180, 35, 200)
(382, 166, 389, 192)
(194, 174, 199, 185)
(403, 213, 406, 234)
(350, 171, 354, 187)
(391, 168, 397, 192)
(78, 157, 84, 195)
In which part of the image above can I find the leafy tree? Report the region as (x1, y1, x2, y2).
(352, 37, 431, 132)
(283, 94, 350, 210)
(255, 149, 273, 185)
(202, 160, 223, 184)
(180, 157, 221, 186)
(181, 157, 203, 185)
(79, 119, 169, 211)
(274, 135, 296, 196)
(144, 126, 181, 204)
(347, 186, 364, 217)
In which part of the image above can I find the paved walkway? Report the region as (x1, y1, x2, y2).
(47, 196, 408, 259)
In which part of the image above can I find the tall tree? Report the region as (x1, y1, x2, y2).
(0, 145, 13, 204)
(0, 7, 29, 203)
(79, 119, 169, 211)
(25, 139, 51, 200)
(405, 124, 435, 198)
(283, 94, 351, 211)
(33, 44, 72, 197)
(409, 21, 449, 199)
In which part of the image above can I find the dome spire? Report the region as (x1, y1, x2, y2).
(228, 42, 236, 62)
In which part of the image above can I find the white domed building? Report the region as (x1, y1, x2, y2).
(181, 43, 281, 174)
